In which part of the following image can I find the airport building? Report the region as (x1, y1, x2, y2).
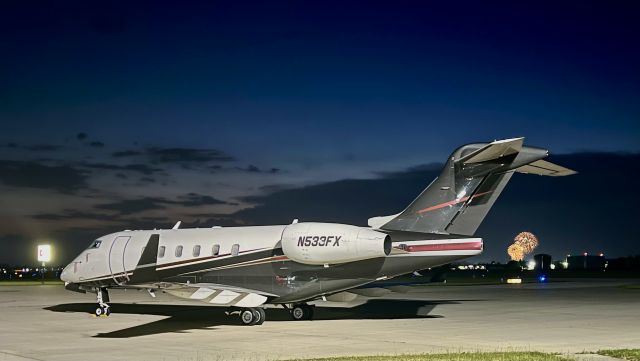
(566, 253, 606, 270)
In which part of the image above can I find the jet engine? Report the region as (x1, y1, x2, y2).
(281, 222, 391, 265)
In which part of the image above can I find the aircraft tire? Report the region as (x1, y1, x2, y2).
(240, 308, 257, 326)
(256, 308, 266, 325)
(291, 304, 312, 321)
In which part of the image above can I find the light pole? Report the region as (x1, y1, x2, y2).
(37, 245, 51, 285)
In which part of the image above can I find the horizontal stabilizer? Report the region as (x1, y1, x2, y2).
(516, 159, 577, 176)
(458, 137, 524, 164)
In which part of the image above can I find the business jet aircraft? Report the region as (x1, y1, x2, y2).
(61, 137, 575, 325)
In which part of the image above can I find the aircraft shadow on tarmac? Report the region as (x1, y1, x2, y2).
(44, 299, 484, 338)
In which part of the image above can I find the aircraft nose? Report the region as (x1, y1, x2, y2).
(60, 264, 73, 283)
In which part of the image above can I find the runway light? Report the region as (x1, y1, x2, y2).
(538, 275, 547, 283)
(506, 278, 522, 284)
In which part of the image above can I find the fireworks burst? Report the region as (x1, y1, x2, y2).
(507, 231, 539, 261)
(507, 243, 525, 261)
(514, 232, 539, 253)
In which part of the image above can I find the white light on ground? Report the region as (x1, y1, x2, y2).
(527, 260, 536, 270)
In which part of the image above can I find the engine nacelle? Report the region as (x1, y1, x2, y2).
(281, 222, 391, 265)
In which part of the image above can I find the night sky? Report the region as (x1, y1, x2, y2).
(1, 1, 639, 264)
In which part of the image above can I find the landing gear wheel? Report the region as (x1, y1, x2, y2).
(95, 288, 111, 317)
(291, 304, 313, 321)
(240, 308, 258, 326)
(255, 308, 266, 325)
(95, 306, 110, 317)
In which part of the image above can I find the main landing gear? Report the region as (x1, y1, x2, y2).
(94, 288, 111, 317)
(289, 304, 314, 321)
(236, 307, 266, 326)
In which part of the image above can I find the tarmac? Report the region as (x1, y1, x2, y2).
(0, 280, 638, 361)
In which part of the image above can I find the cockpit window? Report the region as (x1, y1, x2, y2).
(89, 240, 102, 249)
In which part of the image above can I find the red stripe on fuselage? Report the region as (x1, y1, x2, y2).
(416, 191, 492, 214)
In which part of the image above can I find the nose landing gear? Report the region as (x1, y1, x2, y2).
(95, 288, 111, 317)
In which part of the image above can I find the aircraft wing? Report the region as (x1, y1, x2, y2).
(159, 282, 276, 307)
(515, 159, 577, 176)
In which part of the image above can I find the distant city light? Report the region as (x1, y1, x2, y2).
(527, 260, 536, 270)
(506, 278, 522, 284)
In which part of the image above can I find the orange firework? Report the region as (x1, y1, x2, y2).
(514, 231, 539, 254)
(507, 243, 525, 261)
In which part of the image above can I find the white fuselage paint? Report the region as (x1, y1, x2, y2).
(61, 225, 286, 284)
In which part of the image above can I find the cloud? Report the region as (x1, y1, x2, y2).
(236, 165, 282, 174)
(94, 193, 234, 215)
(112, 147, 234, 163)
(31, 209, 119, 221)
(88, 141, 105, 148)
(95, 197, 169, 215)
(0, 160, 89, 192)
(175, 193, 235, 206)
(24, 144, 65, 151)
(79, 162, 162, 175)
(1, 143, 65, 151)
(112, 150, 141, 157)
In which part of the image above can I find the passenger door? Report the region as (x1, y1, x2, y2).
(109, 236, 131, 284)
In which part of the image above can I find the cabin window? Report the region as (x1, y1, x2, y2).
(158, 246, 166, 258)
(175, 245, 183, 257)
(231, 244, 240, 257)
(193, 245, 201, 257)
(212, 244, 220, 256)
(89, 240, 101, 249)
(85, 253, 90, 262)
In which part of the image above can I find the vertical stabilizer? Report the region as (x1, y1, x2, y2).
(374, 138, 574, 235)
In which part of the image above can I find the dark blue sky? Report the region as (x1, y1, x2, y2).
(1, 1, 639, 264)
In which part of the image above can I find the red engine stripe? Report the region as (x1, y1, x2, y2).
(404, 241, 483, 252)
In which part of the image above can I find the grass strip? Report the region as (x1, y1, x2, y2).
(281, 351, 572, 361)
(0, 281, 63, 286)
(596, 349, 640, 361)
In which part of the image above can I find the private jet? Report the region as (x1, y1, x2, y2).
(61, 137, 575, 325)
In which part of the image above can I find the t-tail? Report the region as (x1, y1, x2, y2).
(368, 137, 576, 235)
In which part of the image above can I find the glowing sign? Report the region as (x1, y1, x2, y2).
(37, 245, 51, 262)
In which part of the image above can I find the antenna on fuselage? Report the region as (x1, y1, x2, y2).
(172, 221, 181, 230)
